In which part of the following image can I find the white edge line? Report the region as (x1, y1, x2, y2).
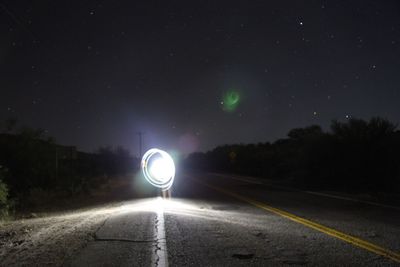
(304, 190, 400, 211)
(210, 173, 263, 185)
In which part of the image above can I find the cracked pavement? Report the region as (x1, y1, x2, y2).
(2, 173, 400, 266)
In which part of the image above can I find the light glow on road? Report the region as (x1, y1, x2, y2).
(141, 148, 175, 191)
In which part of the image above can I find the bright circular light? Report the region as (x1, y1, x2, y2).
(150, 158, 174, 182)
(141, 148, 175, 191)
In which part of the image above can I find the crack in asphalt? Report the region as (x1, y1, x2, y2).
(94, 238, 157, 243)
(153, 208, 168, 267)
(92, 213, 113, 240)
(154, 216, 161, 267)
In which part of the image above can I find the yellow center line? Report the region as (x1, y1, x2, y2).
(193, 178, 400, 264)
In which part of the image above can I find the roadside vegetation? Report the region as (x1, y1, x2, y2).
(0, 167, 9, 218)
(0, 119, 138, 219)
(185, 117, 400, 194)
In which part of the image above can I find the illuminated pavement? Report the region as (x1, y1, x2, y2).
(68, 173, 400, 266)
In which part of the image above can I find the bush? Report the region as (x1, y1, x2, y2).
(26, 187, 52, 208)
(0, 166, 9, 218)
(185, 117, 400, 193)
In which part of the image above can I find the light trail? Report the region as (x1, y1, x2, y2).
(141, 148, 175, 191)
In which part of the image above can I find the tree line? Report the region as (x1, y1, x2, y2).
(0, 119, 138, 215)
(185, 117, 400, 193)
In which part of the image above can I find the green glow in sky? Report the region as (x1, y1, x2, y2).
(222, 91, 240, 112)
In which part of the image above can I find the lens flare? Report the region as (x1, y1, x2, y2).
(141, 148, 175, 191)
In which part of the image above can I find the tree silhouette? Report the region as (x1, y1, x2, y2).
(185, 117, 400, 193)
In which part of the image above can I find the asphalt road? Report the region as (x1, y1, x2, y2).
(67, 172, 400, 266)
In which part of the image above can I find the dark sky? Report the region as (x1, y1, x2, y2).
(1, 1, 400, 156)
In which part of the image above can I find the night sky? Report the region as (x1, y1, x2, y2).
(1, 1, 400, 156)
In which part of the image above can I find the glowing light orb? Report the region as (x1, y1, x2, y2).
(222, 91, 240, 112)
(141, 148, 175, 191)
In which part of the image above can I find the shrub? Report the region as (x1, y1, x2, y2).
(26, 187, 53, 208)
(0, 166, 9, 218)
(185, 117, 400, 193)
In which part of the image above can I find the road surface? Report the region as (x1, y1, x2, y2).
(2, 172, 400, 266)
